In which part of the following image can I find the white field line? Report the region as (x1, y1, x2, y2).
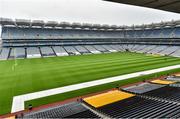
(11, 64, 180, 113)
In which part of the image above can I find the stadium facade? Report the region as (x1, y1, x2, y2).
(0, 17, 180, 60)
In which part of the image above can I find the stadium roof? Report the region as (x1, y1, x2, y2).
(1, 17, 180, 30)
(15, 19, 31, 26)
(105, 0, 180, 13)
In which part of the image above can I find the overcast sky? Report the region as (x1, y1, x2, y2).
(1, 0, 180, 25)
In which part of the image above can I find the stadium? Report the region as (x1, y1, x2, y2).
(1, 0, 180, 118)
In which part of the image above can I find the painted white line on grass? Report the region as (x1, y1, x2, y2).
(11, 64, 180, 113)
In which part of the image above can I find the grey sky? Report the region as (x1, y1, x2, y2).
(1, 0, 180, 25)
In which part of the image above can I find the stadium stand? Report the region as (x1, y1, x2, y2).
(110, 44, 124, 51)
(52, 46, 69, 56)
(21, 102, 99, 118)
(93, 45, 109, 53)
(170, 83, 180, 88)
(26, 47, 41, 58)
(40, 47, 55, 57)
(147, 45, 168, 54)
(83, 90, 135, 108)
(102, 45, 117, 52)
(122, 83, 165, 94)
(165, 75, 180, 82)
(0, 48, 10, 60)
(5, 116, 15, 119)
(137, 45, 157, 53)
(83, 86, 180, 118)
(84, 45, 101, 54)
(171, 48, 180, 57)
(15, 80, 180, 118)
(175, 74, 180, 77)
(1, 18, 180, 60)
(133, 45, 148, 53)
(150, 79, 175, 85)
(9, 47, 26, 59)
(64, 46, 80, 55)
(96, 96, 180, 118)
(143, 86, 180, 102)
(158, 46, 180, 55)
(74, 45, 91, 54)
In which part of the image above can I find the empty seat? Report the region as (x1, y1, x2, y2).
(102, 45, 117, 52)
(40, 47, 55, 57)
(52, 46, 68, 56)
(144, 86, 180, 102)
(64, 46, 80, 55)
(122, 83, 165, 94)
(97, 96, 180, 118)
(22, 102, 98, 118)
(74, 46, 90, 54)
(9, 47, 25, 59)
(84, 45, 101, 54)
(93, 45, 109, 53)
(26, 47, 41, 58)
(0, 48, 10, 60)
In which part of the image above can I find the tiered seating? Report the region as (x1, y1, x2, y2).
(84, 90, 135, 108)
(138, 45, 157, 53)
(158, 46, 179, 55)
(171, 48, 180, 57)
(40, 47, 55, 57)
(65, 110, 99, 118)
(93, 45, 109, 53)
(97, 96, 180, 118)
(175, 74, 180, 77)
(122, 83, 165, 94)
(142, 29, 153, 38)
(165, 76, 180, 82)
(133, 45, 147, 52)
(144, 86, 180, 102)
(102, 45, 117, 52)
(5, 116, 15, 119)
(1, 44, 179, 60)
(18, 81, 180, 118)
(52, 46, 69, 56)
(147, 45, 168, 54)
(121, 44, 128, 50)
(82, 81, 180, 118)
(127, 44, 135, 50)
(22, 102, 99, 118)
(26, 47, 41, 58)
(64, 46, 80, 55)
(150, 79, 175, 85)
(74, 46, 90, 54)
(84, 45, 101, 54)
(110, 45, 124, 51)
(151, 29, 163, 38)
(0, 48, 10, 60)
(1, 23, 180, 60)
(9, 48, 25, 59)
(174, 27, 180, 37)
(162, 28, 174, 38)
(128, 45, 140, 52)
(2, 27, 124, 40)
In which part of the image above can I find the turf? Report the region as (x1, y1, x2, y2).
(0, 52, 180, 115)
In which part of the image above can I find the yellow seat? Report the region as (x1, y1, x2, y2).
(83, 90, 135, 108)
(151, 79, 175, 85)
(5, 116, 15, 119)
(175, 74, 180, 77)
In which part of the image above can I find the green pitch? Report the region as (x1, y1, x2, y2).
(0, 52, 180, 115)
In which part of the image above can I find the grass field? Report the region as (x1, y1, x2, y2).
(1, 52, 180, 115)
